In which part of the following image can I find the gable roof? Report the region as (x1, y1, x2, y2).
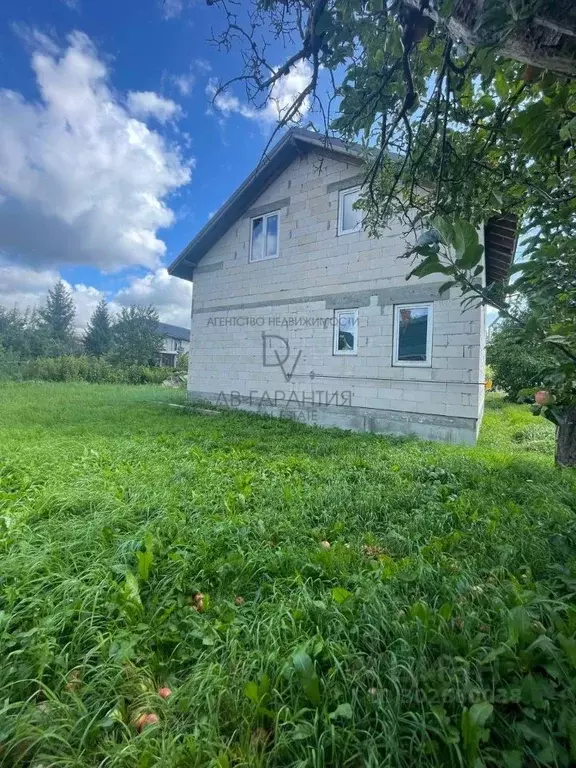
(168, 129, 363, 281)
(168, 127, 516, 286)
(157, 322, 190, 341)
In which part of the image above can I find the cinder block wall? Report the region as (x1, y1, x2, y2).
(188, 150, 485, 444)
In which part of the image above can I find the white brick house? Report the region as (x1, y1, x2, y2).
(169, 129, 515, 444)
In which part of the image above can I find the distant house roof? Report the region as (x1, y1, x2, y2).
(157, 322, 190, 341)
(169, 127, 517, 287)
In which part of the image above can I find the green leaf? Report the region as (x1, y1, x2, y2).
(453, 220, 483, 269)
(215, 752, 230, 768)
(461, 701, 493, 764)
(329, 702, 353, 720)
(122, 571, 141, 608)
(293, 649, 321, 706)
(331, 587, 353, 604)
(302, 676, 321, 706)
(438, 602, 454, 620)
(431, 215, 455, 245)
(494, 69, 509, 99)
(469, 701, 493, 728)
(507, 606, 530, 645)
(292, 722, 315, 740)
(516, 720, 550, 744)
(559, 116, 576, 141)
(407, 257, 452, 280)
(136, 548, 153, 582)
(558, 634, 576, 668)
(244, 681, 259, 703)
(490, 189, 504, 208)
(459, 243, 484, 270)
(438, 281, 457, 295)
(409, 600, 430, 625)
(293, 649, 314, 678)
(502, 750, 523, 768)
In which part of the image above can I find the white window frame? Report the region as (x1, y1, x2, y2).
(393, 302, 433, 367)
(338, 186, 362, 236)
(333, 308, 359, 356)
(249, 211, 280, 262)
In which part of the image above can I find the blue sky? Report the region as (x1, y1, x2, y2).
(0, 0, 313, 326)
(0, 2, 498, 331)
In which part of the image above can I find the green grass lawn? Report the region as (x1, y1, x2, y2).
(1, 383, 575, 767)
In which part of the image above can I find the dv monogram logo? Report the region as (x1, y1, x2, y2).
(261, 333, 301, 382)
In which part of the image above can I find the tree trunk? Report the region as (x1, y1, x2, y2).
(555, 407, 576, 468)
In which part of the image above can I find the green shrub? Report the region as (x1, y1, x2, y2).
(17, 356, 168, 385)
(176, 350, 189, 371)
(0, 348, 25, 381)
(487, 320, 557, 399)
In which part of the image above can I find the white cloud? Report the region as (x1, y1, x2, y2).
(265, 60, 313, 123)
(0, 31, 191, 272)
(206, 83, 258, 120)
(0, 263, 192, 329)
(194, 59, 212, 73)
(160, 0, 199, 19)
(168, 59, 212, 99)
(114, 268, 192, 327)
(0, 263, 60, 313)
(127, 90, 181, 122)
(206, 60, 313, 127)
(67, 282, 108, 328)
(160, 0, 184, 19)
(0, 263, 103, 329)
(171, 73, 195, 97)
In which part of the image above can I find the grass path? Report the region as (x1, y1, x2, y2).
(0, 383, 575, 767)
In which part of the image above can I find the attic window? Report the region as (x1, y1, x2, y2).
(250, 212, 279, 262)
(338, 186, 362, 235)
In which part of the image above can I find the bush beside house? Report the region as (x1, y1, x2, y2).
(487, 319, 558, 399)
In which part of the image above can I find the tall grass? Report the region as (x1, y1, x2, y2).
(0, 385, 575, 767)
(1, 356, 170, 384)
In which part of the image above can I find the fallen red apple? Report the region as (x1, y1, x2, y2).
(158, 687, 172, 699)
(135, 712, 159, 731)
(535, 390, 554, 405)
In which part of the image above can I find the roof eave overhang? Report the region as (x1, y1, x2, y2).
(484, 214, 518, 286)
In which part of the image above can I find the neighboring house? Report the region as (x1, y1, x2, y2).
(157, 322, 190, 367)
(169, 129, 515, 444)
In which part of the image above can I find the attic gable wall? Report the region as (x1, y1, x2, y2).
(191, 149, 439, 312)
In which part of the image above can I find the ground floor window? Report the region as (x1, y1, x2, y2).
(333, 309, 358, 355)
(393, 303, 433, 366)
(160, 352, 177, 367)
